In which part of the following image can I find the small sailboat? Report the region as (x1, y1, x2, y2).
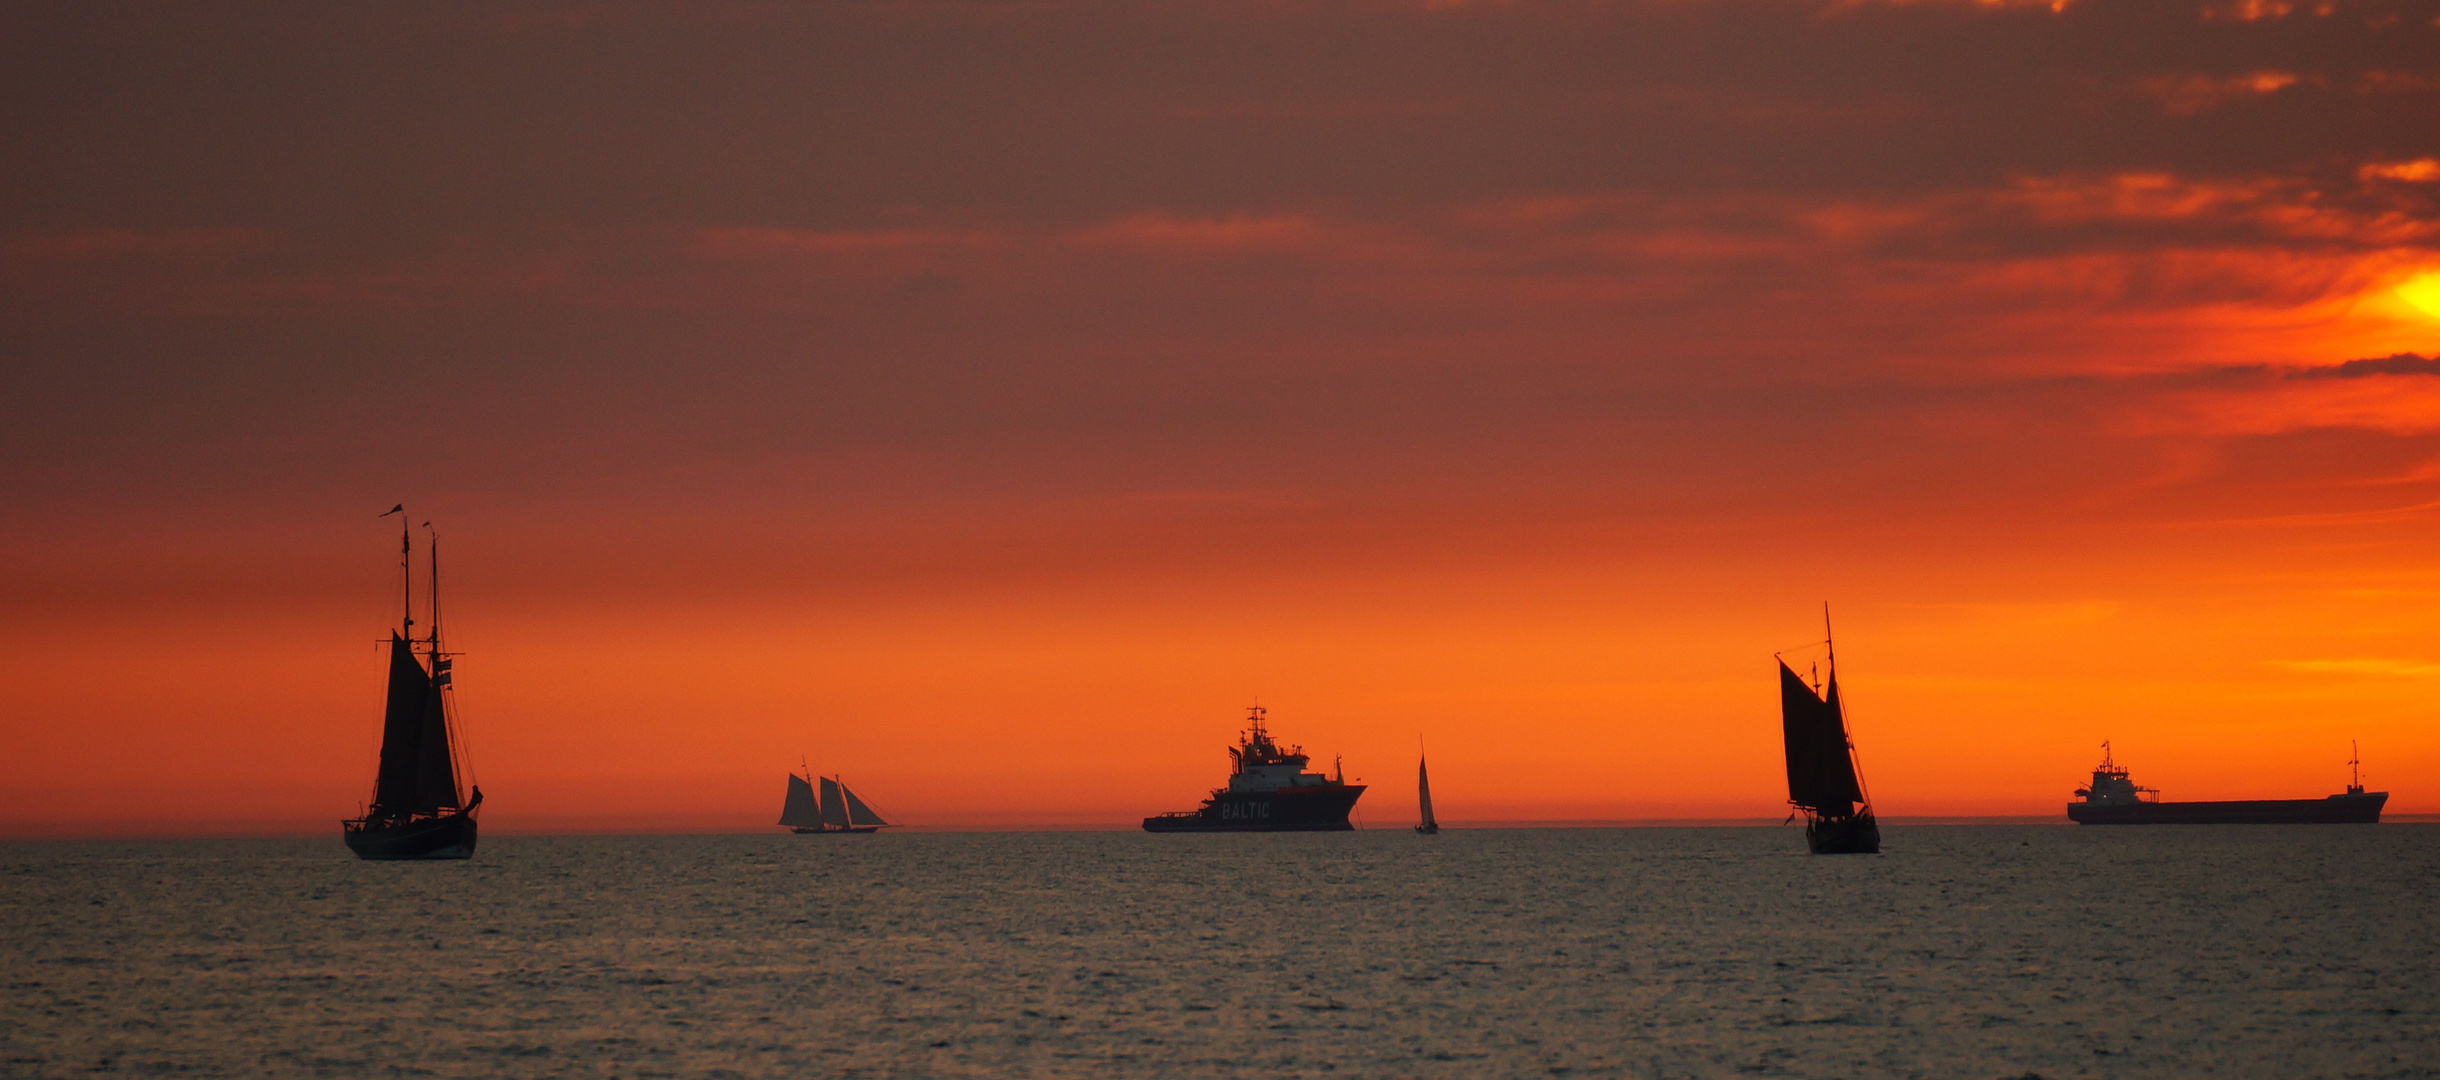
(779, 765, 894, 834)
(1776, 605, 1879, 855)
(1415, 742, 1439, 834)
(342, 508, 481, 860)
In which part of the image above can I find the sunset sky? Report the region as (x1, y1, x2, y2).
(6, 0, 2439, 835)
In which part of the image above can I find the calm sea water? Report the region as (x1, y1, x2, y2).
(4, 826, 2434, 1079)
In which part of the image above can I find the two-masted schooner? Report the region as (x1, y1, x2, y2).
(343, 507, 482, 860)
(778, 766, 894, 833)
(1776, 606, 1879, 855)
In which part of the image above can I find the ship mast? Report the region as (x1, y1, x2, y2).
(1823, 601, 1873, 813)
(426, 522, 440, 653)
(427, 521, 473, 809)
(381, 504, 415, 639)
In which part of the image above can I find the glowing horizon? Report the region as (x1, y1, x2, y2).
(5, 0, 2438, 837)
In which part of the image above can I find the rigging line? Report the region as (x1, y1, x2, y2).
(434, 523, 473, 802)
(1770, 638, 1833, 662)
(851, 786, 902, 827)
(1836, 673, 1875, 811)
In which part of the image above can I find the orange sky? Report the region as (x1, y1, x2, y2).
(4, 0, 2439, 835)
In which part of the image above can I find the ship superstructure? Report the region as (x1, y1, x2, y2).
(1143, 707, 1366, 831)
(2067, 742, 2386, 824)
(2072, 741, 2157, 808)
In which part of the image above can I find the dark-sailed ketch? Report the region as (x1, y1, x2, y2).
(1144, 707, 1366, 832)
(343, 507, 481, 860)
(778, 765, 895, 834)
(1777, 606, 1879, 855)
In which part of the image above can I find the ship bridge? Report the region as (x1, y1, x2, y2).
(2074, 742, 2159, 806)
(1225, 706, 1346, 792)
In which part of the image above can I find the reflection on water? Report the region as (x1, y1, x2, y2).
(4, 826, 2434, 1078)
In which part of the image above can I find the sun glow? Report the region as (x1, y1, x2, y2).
(2399, 271, 2440, 319)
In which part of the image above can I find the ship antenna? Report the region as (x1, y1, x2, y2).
(2350, 739, 2362, 793)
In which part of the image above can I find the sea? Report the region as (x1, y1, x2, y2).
(4, 825, 2434, 1079)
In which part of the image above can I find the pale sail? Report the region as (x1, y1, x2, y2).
(842, 783, 889, 827)
(818, 776, 850, 828)
(779, 773, 823, 828)
(1417, 753, 1437, 830)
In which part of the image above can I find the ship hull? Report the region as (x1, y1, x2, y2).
(1144, 785, 1367, 832)
(1805, 811, 1879, 854)
(2069, 792, 2386, 825)
(343, 811, 477, 860)
(788, 826, 882, 834)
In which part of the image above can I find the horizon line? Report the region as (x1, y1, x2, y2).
(11, 814, 2439, 842)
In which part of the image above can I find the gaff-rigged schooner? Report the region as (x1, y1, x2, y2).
(343, 507, 481, 860)
(1777, 605, 1879, 855)
(779, 766, 893, 834)
(1415, 741, 1439, 834)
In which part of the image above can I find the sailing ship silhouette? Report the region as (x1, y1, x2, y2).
(342, 507, 481, 860)
(1776, 605, 1879, 855)
(779, 764, 894, 833)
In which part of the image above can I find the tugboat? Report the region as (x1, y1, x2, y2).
(1776, 606, 1880, 854)
(342, 508, 482, 860)
(778, 763, 895, 833)
(1143, 707, 1366, 831)
(2067, 741, 2386, 824)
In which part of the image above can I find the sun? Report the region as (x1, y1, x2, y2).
(2398, 270, 2440, 320)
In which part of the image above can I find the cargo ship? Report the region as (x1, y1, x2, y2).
(2067, 742, 2386, 824)
(1143, 707, 1366, 831)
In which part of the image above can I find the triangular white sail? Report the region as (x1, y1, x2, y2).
(779, 773, 823, 828)
(841, 783, 889, 827)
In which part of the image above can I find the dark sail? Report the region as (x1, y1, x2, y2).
(412, 674, 460, 812)
(842, 783, 888, 827)
(1780, 661, 1862, 814)
(779, 774, 823, 828)
(818, 776, 850, 829)
(370, 633, 433, 815)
